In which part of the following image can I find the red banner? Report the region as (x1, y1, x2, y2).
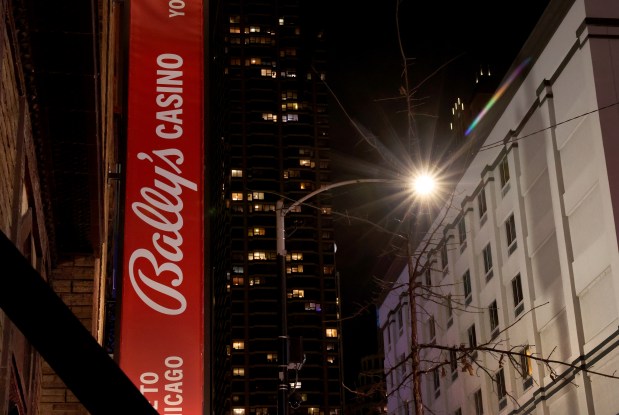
(121, 0, 204, 413)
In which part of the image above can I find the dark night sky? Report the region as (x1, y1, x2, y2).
(315, 1, 551, 387)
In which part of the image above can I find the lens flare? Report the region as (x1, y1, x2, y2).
(465, 57, 531, 136)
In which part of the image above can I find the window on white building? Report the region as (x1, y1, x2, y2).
(474, 389, 484, 415)
(458, 216, 467, 252)
(478, 187, 488, 226)
(505, 214, 517, 255)
(489, 300, 500, 340)
(497, 368, 507, 410)
(483, 243, 494, 281)
(450, 349, 458, 380)
(463, 270, 472, 306)
(441, 243, 449, 275)
(499, 156, 510, 195)
(512, 273, 524, 316)
(521, 345, 533, 389)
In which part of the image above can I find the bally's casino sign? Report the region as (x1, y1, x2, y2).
(121, 0, 204, 413)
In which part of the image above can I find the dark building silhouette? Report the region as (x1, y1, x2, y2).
(210, 1, 343, 415)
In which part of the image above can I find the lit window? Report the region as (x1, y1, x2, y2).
(232, 408, 245, 415)
(232, 192, 243, 201)
(229, 16, 240, 23)
(282, 114, 298, 122)
(261, 68, 276, 78)
(262, 113, 277, 122)
(321, 207, 332, 215)
(286, 265, 303, 274)
(249, 276, 264, 285)
(231, 169, 243, 177)
(323, 265, 334, 275)
(327, 356, 335, 364)
(233, 340, 244, 350)
(282, 91, 298, 100)
(249, 25, 260, 32)
(299, 182, 312, 190)
(326, 343, 335, 351)
(521, 345, 533, 389)
(232, 266, 244, 274)
(326, 328, 338, 338)
(233, 367, 245, 376)
(288, 289, 304, 298)
(248, 227, 266, 236)
(229, 27, 241, 34)
(278, 18, 284, 25)
(287, 252, 303, 261)
(252, 192, 265, 200)
(266, 353, 277, 362)
(305, 302, 321, 311)
(232, 276, 244, 286)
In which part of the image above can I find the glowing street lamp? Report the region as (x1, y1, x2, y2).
(275, 175, 437, 415)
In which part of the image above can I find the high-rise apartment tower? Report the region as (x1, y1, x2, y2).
(210, 1, 343, 415)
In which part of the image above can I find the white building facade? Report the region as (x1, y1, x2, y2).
(378, 0, 619, 414)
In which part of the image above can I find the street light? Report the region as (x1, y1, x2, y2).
(275, 176, 436, 415)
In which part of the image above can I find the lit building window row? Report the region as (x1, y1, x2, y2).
(248, 251, 276, 261)
(305, 302, 321, 311)
(288, 289, 304, 298)
(249, 203, 276, 212)
(248, 227, 266, 236)
(287, 252, 303, 261)
(286, 264, 304, 274)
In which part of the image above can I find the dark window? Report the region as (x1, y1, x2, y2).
(463, 270, 472, 305)
(468, 324, 477, 348)
(497, 368, 507, 409)
(474, 389, 484, 415)
(489, 300, 499, 339)
(458, 217, 466, 245)
(499, 157, 510, 188)
(512, 274, 524, 316)
(505, 214, 517, 254)
(483, 243, 493, 280)
(478, 188, 487, 219)
(441, 243, 449, 273)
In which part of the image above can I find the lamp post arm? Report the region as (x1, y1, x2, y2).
(282, 179, 398, 216)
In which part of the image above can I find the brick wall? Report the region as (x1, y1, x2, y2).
(39, 256, 95, 415)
